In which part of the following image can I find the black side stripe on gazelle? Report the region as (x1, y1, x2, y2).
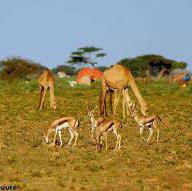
(57, 119, 69, 126)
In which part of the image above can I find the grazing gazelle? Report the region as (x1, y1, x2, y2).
(88, 110, 105, 140)
(129, 103, 161, 143)
(44, 117, 79, 147)
(95, 118, 122, 151)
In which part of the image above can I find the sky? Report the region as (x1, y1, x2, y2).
(0, 0, 192, 69)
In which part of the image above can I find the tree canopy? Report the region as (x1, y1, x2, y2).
(0, 57, 45, 80)
(67, 46, 106, 67)
(118, 55, 187, 77)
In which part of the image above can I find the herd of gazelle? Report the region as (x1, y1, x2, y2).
(39, 65, 161, 150)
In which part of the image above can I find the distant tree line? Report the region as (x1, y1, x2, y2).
(118, 55, 187, 77)
(0, 53, 188, 81)
(51, 65, 109, 75)
(52, 65, 77, 76)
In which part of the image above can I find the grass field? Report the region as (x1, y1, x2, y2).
(0, 78, 192, 191)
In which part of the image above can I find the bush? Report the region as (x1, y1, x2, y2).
(0, 57, 45, 81)
(118, 54, 187, 77)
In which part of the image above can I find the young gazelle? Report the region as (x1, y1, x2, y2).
(44, 117, 79, 147)
(129, 103, 161, 143)
(88, 110, 105, 140)
(95, 118, 122, 151)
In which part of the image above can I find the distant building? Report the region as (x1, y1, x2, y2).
(58, 71, 69, 78)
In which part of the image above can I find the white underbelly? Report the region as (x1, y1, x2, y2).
(56, 122, 69, 131)
(145, 122, 152, 127)
(107, 125, 114, 132)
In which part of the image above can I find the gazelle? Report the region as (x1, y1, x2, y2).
(95, 118, 122, 151)
(89, 113, 122, 150)
(44, 117, 79, 147)
(129, 103, 161, 143)
(88, 110, 105, 140)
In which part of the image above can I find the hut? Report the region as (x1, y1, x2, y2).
(76, 68, 103, 85)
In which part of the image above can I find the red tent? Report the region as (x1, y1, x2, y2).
(76, 67, 103, 85)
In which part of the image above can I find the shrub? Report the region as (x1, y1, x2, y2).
(0, 56, 45, 81)
(118, 54, 187, 77)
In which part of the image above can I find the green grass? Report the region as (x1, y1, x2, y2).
(0, 79, 192, 190)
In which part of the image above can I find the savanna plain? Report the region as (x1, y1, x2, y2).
(0, 78, 192, 191)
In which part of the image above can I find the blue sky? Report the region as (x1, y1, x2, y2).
(0, 0, 192, 69)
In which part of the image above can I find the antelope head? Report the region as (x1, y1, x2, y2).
(44, 128, 53, 144)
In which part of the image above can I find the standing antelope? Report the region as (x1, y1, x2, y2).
(88, 110, 105, 140)
(129, 103, 161, 143)
(95, 118, 122, 150)
(38, 69, 56, 110)
(87, 109, 122, 151)
(44, 117, 79, 147)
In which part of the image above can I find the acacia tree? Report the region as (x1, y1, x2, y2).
(67, 46, 106, 67)
(119, 55, 187, 77)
